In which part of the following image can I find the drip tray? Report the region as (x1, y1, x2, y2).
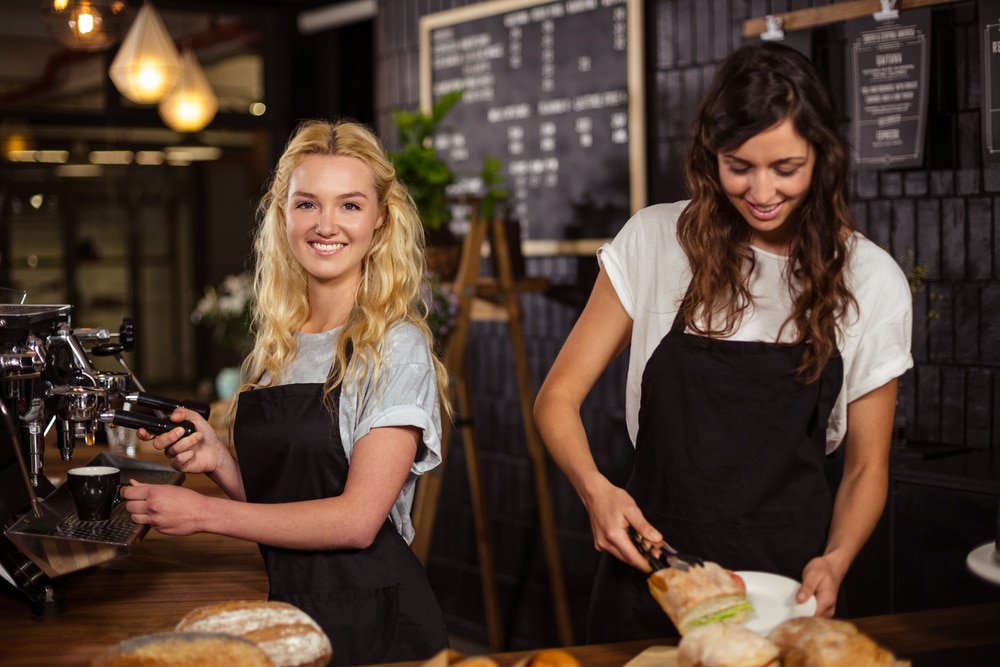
(4, 452, 184, 578)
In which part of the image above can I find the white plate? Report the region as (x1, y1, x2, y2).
(735, 570, 816, 635)
(966, 541, 1000, 586)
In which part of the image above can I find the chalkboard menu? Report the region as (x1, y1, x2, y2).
(846, 9, 930, 169)
(419, 0, 645, 241)
(981, 0, 1000, 163)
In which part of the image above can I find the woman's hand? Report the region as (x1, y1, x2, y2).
(583, 474, 663, 573)
(798, 554, 846, 617)
(799, 379, 898, 618)
(139, 407, 228, 475)
(121, 480, 211, 536)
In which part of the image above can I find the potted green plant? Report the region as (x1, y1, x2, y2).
(390, 89, 464, 239)
(389, 90, 466, 279)
(389, 90, 509, 280)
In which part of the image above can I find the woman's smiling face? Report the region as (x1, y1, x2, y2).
(717, 117, 815, 255)
(285, 153, 385, 290)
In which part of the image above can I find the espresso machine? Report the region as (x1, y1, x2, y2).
(0, 302, 206, 614)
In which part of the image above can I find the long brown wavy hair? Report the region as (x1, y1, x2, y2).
(678, 41, 857, 382)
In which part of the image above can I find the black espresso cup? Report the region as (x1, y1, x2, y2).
(67, 466, 124, 521)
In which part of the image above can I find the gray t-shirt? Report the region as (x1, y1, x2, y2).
(274, 321, 443, 544)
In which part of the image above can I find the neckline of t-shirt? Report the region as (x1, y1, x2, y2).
(296, 326, 342, 338)
(749, 244, 791, 261)
(749, 230, 862, 261)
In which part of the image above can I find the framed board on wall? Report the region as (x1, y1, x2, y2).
(982, 0, 1000, 163)
(419, 0, 645, 242)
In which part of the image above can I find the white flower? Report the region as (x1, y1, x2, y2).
(191, 272, 252, 348)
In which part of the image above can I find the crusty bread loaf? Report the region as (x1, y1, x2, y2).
(647, 562, 751, 635)
(451, 658, 501, 667)
(527, 648, 581, 667)
(91, 631, 275, 667)
(175, 601, 332, 667)
(767, 616, 896, 667)
(677, 622, 780, 667)
(767, 616, 858, 652)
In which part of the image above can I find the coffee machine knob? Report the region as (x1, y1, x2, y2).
(119, 318, 135, 351)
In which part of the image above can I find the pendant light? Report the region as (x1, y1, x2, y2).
(158, 49, 219, 133)
(40, 0, 132, 52)
(108, 1, 181, 104)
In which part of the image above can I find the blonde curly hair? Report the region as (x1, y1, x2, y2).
(237, 119, 451, 418)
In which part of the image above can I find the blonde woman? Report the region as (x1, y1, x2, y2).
(123, 120, 451, 665)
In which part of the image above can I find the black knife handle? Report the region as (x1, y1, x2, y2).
(101, 410, 196, 437)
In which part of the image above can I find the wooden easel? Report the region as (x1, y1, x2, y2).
(410, 209, 573, 649)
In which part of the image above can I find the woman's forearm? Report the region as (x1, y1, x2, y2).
(823, 461, 888, 579)
(822, 378, 897, 578)
(201, 494, 383, 550)
(534, 268, 632, 504)
(535, 390, 608, 505)
(207, 453, 247, 502)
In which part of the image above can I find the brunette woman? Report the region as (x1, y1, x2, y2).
(534, 41, 912, 641)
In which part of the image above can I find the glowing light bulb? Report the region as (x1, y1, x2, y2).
(74, 4, 98, 35)
(158, 50, 219, 133)
(136, 62, 165, 96)
(109, 2, 182, 103)
(175, 101, 200, 124)
(42, 0, 130, 52)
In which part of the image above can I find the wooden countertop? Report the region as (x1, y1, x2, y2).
(2, 445, 1000, 666)
(391, 602, 1000, 667)
(0, 443, 269, 667)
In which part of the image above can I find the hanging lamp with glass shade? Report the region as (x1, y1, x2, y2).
(158, 49, 218, 133)
(40, 0, 132, 52)
(108, 1, 181, 104)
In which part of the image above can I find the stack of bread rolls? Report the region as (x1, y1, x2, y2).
(90, 600, 332, 667)
(767, 617, 896, 667)
(677, 617, 898, 667)
(91, 632, 277, 667)
(174, 600, 332, 667)
(676, 622, 780, 667)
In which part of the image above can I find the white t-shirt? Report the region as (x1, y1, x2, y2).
(276, 322, 443, 544)
(599, 201, 913, 453)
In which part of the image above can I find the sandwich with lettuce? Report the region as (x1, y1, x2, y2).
(647, 561, 753, 635)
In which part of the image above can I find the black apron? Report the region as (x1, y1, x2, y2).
(233, 382, 448, 666)
(586, 300, 843, 643)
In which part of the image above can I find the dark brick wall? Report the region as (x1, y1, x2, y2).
(375, 0, 999, 648)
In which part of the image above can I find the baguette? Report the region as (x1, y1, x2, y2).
(677, 622, 780, 667)
(767, 617, 896, 667)
(647, 562, 752, 635)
